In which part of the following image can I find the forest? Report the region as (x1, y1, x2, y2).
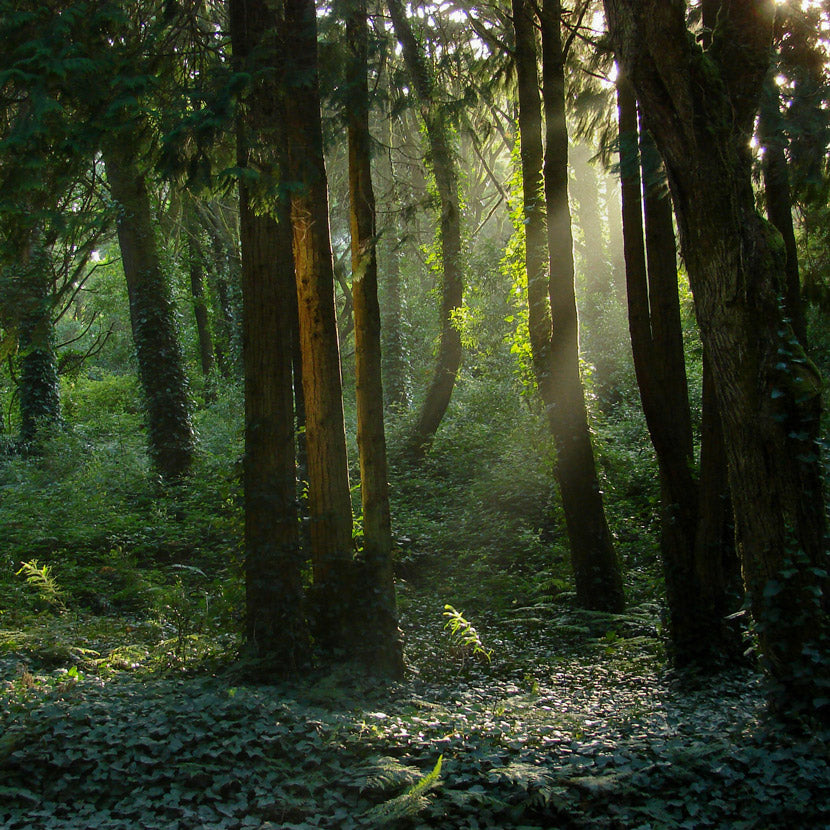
(1, 0, 829, 827)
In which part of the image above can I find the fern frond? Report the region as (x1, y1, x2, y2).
(362, 755, 443, 825)
(355, 756, 422, 793)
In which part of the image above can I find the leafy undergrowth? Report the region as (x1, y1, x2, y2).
(2, 590, 828, 829)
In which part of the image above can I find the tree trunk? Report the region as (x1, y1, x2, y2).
(618, 79, 740, 664)
(759, 75, 806, 346)
(283, 0, 356, 653)
(539, 0, 624, 612)
(17, 232, 60, 445)
(605, 0, 829, 719)
(229, 0, 309, 670)
(387, 0, 463, 459)
(201, 202, 238, 377)
(103, 141, 194, 482)
(346, 0, 404, 677)
(512, 0, 624, 612)
(378, 89, 410, 411)
(184, 201, 215, 381)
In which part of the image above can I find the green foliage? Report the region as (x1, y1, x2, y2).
(362, 755, 443, 824)
(443, 605, 492, 664)
(15, 559, 65, 612)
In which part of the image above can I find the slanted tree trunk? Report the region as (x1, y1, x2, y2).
(605, 0, 829, 719)
(16, 232, 60, 445)
(387, 0, 463, 459)
(103, 141, 194, 481)
(283, 0, 356, 652)
(346, 0, 404, 677)
(512, 0, 624, 612)
(759, 74, 806, 346)
(229, 0, 309, 669)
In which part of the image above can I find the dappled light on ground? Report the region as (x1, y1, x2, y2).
(2, 589, 827, 829)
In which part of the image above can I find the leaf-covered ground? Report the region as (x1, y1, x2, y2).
(2, 589, 829, 829)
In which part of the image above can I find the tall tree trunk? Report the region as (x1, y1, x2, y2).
(103, 141, 194, 482)
(605, 0, 829, 719)
(201, 202, 238, 377)
(346, 0, 404, 677)
(512, 0, 624, 612)
(618, 79, 739, 664)
(378, 90, 410, 411)
(387, 0, 463, 459)
(759, 75, 806, 346)
(184, 201, 215, 382)
(229, 0, 309, 669)
(539, 0, 624, 612)
(571, 143, 618, 407)
(284, 0, 356, 652)
(17, 232, 60, 445)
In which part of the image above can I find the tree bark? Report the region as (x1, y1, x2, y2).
(512, 0, 624, 612)
(184, 200, 216, 382)
(759, 75, 806, 346)
(605, 0, 829, 718)
(284, 0, 356, 652)
(387, 0, 463, 459)
(103, 141, 194, 482)
(346, 0, 404, 677)
(378, 88, 410, 411)
(230, 0, 309, 670)
(540, 0, 624, 612)
(17, 232, 60, 445)
(618, 79, 740, 664)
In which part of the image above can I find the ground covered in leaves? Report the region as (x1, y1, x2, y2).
(2, 589, 828, 830)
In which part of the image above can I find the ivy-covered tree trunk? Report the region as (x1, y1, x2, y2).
(346, 0, 404, 677)
(229, 0, 309, 669)
(283, 0, 356, 652)
(16, 233, 60, 445)
(605, 0, 829, 719)
(387, 0, 463, 459)
(538, 0, 624, 612)
(103, 142, 194, 481)
(618, 79, 739, 665)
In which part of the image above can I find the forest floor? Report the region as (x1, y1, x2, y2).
(2, 583, 829, 830)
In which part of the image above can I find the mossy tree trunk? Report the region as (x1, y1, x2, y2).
(229, 0, 309, 670)
(16, 231, 60, 445)
(103, 141, 194, 482)
(387, 0, 463, 459)
(605, 0, 829, 719)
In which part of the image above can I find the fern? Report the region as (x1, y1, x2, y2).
(362, 755, 443, 825)
(443, 605, 492, 663)
(16, 559, 65, 611)
(355, 756, 422, 794)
